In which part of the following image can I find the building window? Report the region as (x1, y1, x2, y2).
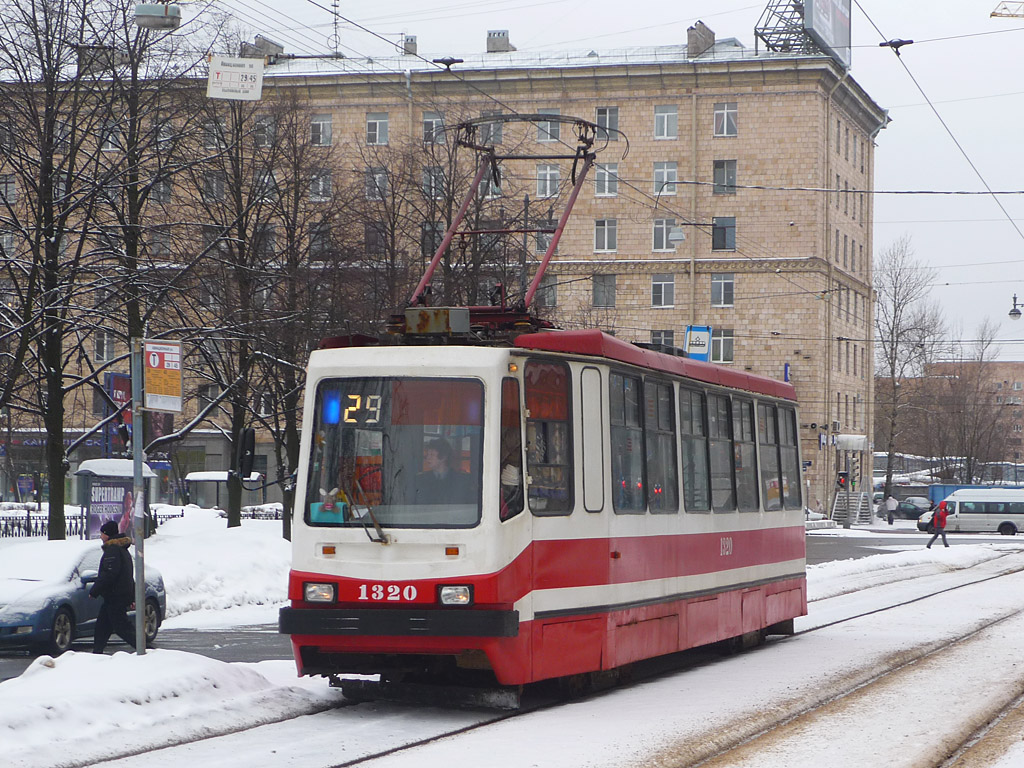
(536, 274, 557, 307)
(423, 166, 444, 200)
(480, 111, 503, 144)
(595, 163, 618, 196)
(712, 216, 736, 251)
(0, 175, 15, 203)
(310, 113, 332, 146)
(537, 108, 560, 142)
(150, 176, 172, 204)
(711, 273, 735, 307)
(651, 330, 674, 347)
(364, 223, 384, 254)
(713, 102, 737, 137)
(202, 172, 224, 201)
(711, 328, 734, 363)
(652, 273, 674, 307)
(654, 105, 678, 139)
(594, 218, 617, 252)
(654, 161, 677, 196)
(596, 106, 618, 140)
(197, 384, 220, 410)
(537, 164, 559, 198)
(365, 167, 387, 200)
(366, 112, 389, 145)
(310, 224, 333, 262)
(420, 222, 444, 259)
(310, 171, 332, 201)
(593, 274, 616, 307)
(480, 167, 502, 199)
(148, 225, 171, 259)
(423, 111, 444, 144)
(101, 121, 122, 152)
(202, 122, 222, 151)
(253, 116, 274, 148)
(713, 159, 736, 194)
(535, 219, 556, 254)
(95, 330, 116, 363)
(653, 218, 676, 251)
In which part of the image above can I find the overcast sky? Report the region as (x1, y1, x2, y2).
(213, 0, 1024, 359)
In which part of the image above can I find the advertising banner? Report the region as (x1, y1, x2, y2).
(86, 479, 135, 540)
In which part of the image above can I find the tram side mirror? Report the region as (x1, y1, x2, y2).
(238, 427, 256, 478)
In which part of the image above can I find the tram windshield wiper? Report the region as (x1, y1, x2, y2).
(344, 478, 389, 544)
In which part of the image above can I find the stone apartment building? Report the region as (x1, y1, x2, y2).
(1, 22, 886, 512)
(255, 23, 887, 508)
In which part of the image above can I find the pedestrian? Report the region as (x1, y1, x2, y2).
(885, 494, 898, 526)
(89, 520, 137, 653)
(927, 500, 950, 549)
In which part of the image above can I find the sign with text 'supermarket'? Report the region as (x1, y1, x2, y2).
(144, 340, 182, 413)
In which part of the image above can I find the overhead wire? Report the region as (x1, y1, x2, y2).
(854, 0, 1024, 247)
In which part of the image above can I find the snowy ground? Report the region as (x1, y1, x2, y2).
(4, 511, 1024, 767)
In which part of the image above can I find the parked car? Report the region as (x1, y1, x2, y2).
(0, 539, 165, 654)
(904, 496, 932, 511)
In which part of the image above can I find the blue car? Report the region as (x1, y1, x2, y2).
(0, 539, 166, 654)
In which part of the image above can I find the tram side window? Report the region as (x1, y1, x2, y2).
(611, 372, 646, 513)
(645, 379, 678, 513)
(733, 399, 759, 512)
(525, 361, 573, 514)
(680, 388, 710, 511)
(499, 377, 525, 521)
(779, 406, 802, 509)
(758, 403, 783, 511)
(708, 394, 736, 512)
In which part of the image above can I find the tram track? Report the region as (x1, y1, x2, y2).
(86, 550, 1024, 768)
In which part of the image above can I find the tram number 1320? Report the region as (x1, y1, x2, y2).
(357, 583, 419, 602)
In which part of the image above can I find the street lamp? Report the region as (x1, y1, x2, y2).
(1011, 293, 1022, 321)
(135, 3, 181, 30)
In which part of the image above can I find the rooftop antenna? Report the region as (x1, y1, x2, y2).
(327, 0, 341, 55)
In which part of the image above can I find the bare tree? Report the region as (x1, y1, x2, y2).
(873, 235, 945, 497)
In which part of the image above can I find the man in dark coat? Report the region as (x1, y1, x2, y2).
(89, 520, 137, 653)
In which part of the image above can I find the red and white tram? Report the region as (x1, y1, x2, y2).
(279, 324, 806, 701)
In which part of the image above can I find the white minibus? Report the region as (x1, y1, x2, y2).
(924, 488, 1024, 535)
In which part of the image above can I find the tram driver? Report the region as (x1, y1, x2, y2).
(414, 437, 473, 505)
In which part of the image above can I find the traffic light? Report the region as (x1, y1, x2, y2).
(850, 455, 860, 483)
(836, 471, 849, 490)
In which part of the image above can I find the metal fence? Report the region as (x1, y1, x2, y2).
(0, 507, 185, 539)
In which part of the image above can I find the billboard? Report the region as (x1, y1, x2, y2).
(805, 0, 851, 70)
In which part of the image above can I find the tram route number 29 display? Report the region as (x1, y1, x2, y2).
(357, 583, 419, 602)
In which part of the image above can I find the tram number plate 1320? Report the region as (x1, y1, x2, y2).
(356, 583, 421, 602)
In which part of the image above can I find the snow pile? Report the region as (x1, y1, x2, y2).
(3, 650, 341, 768)
(146, 507, 289, 628)
(807, 543, 1015, 601)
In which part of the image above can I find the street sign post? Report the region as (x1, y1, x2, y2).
(143, 340, 182, 413)
(206, 55, 264, 101)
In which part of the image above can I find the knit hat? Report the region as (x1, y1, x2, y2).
(100, 520, 119, 538)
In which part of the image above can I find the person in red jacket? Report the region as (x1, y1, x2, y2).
(927, 501, 950, 549)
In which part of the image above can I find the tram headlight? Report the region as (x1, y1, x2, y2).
(439, 585, 473, 606)
(304, 582, 337, 603)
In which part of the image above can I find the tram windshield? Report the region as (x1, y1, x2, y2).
(305, 377, 484, 528)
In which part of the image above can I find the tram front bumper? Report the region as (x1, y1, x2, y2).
(279, 606, 520, 637)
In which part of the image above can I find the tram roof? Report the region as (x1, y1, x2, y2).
(514, 329, 797, 402)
